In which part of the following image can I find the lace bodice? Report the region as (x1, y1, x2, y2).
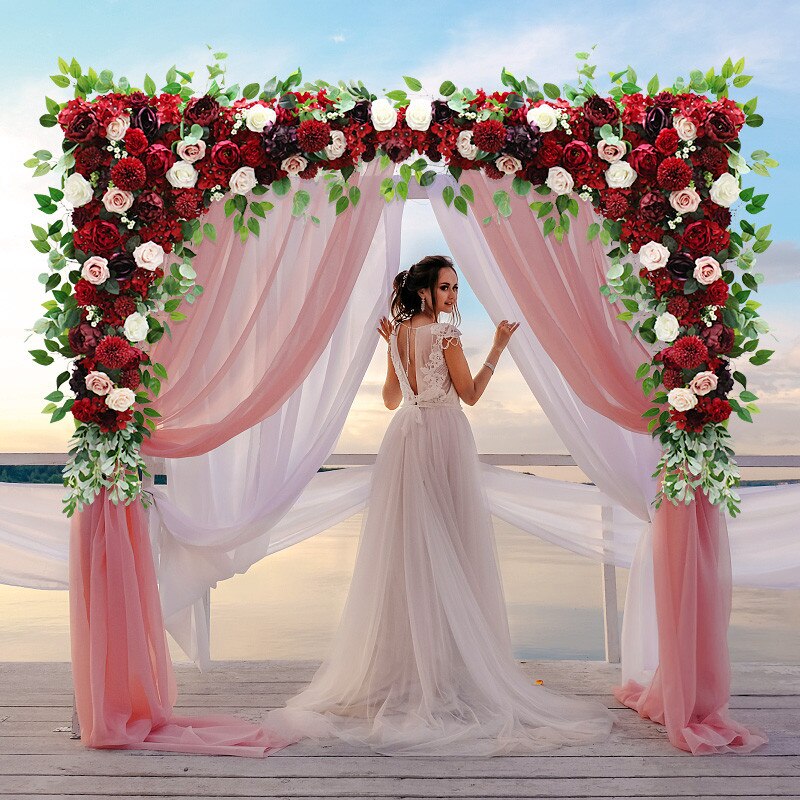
(390, 321, 462, 407)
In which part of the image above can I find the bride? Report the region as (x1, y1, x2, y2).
(265, 255, 614, 756)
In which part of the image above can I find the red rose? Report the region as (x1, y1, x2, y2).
(638, 191, 669, 223)
(239, 135, 268, 168)
(210, 140, 241, 170)
(143, 144, 176, 178)
(64, 109, 100, 142)
(705, 99, 745, 143)
(184, 95, 221, 127)
(535, 138, 563, 168)
(562, 140, 593, 170)
(629, 144, 659, 180)
(73, 219, 123, 256)
(583, 95, 619, 127)
(71, 199, 102, 229)
(74, 280, 99, 307)
(655, 128, 679, 155)
(682, 219, 728, 256)
(124, 128, 149, 156)
(133, 190, 164, 225)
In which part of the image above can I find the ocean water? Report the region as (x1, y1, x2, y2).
(0, 513, 797, 664)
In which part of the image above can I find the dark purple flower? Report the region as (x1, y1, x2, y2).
(350, 100, 371, 125)
(432, 100, 452, 124)
(69, 362, 90, 399)
(131, 105, 159, 140)
(504, 124, 541, 160)
(382, 136, 412, 163)
(644, 106, 672, 141)
(262, 124, 299, 160)
(712, 361, 734, 398)
(108, 252, 137, 282)
(666, 251, 695, 281)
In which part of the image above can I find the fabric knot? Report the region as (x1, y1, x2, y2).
(400, 401, 423, 436)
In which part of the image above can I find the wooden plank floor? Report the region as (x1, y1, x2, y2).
(0, 660, 798, 799)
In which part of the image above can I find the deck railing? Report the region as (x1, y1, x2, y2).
(2, 452, 798, 665)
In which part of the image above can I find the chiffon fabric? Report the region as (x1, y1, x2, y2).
(265, 321, 614, 756)
(70, 491, 291, 755)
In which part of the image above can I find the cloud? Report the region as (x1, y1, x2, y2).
(759, 241, 800, 285)
(331, 34, 346, 44)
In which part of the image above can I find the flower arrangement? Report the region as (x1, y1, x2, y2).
(27, 49, 775, 515)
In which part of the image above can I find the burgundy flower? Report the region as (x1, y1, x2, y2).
(184, 95, 221, 127)
(255, 164, 280, 185)
(504, 124, 541, 160)
(108, 252, 137, 281)
(69, 362, 90, 399)
(600, 189, 629, 219)
(133, 190, 164, 225)
(682, 219, 728, 256)
(638, 190, 669, 223)
(432, 100, 452, 124)
(74, 145, 105, 176)
(583, 95, 619, 127)
(667, 336, 709, 369)
(262, 124, 299, 159)
(297, 119, 331, 153)
(644, 105, 672, 140)
(700, 323, 735, 355)
(712, 361, 734, 398)
(662, 368, 683, 391)
(535, 139, 563, 168)
(65, 110, 100, 143)
(655, 128, 679, 156)
(68, 323, 104, 356)
(172, 188, 204, 220)
(666, 251, 695, 281)
(124, 128, 149, 157)
(95, 335, 134, 369)
(143, 144, 176, 178)
(705, 110, 739, 142)
(562, 140, 593, 170)
(629, 144, 659, 180)
(131, 105, 159, 140)
(383, 135, 412, 163)
(700, 147, 729, 178)
(350, 101, 370, 124)
(210, 140, 242, 170)
(656, 156, 692, 191)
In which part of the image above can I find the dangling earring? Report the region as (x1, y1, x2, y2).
(420, 295, 426, 312)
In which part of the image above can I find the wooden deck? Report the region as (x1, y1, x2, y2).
(0, 660, 798, 799)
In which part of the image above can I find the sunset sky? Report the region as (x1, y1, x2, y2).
(1, 0, 797, 456)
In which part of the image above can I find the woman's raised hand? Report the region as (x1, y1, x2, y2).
(493, 320, 520, 350)
(377, 316, 393, 344)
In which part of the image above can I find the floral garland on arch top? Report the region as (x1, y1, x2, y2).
(27, 49, 776, 516)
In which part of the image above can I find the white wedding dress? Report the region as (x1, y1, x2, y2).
(265, 319, 614, 755)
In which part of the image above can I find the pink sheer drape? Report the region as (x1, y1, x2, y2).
(70, 491, 294, 755)
(143, 163, 388, 457)
(470, 173, 766, 754)
(470, 175, 650, 432)
(614, 493, 767, 753)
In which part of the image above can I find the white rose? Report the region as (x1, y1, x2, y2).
(709, 172, 739, 208)
(673, 115, 697, 142)
(166, 160, 198, 189)
(545, 166, 574, 196)
(123, 312, 149, 343)
(133, 241, 165, 271)
(370, 98, 397, 131)
(245, 104, 276, 133)
(667, 387, 698, 412)
(669, 187, 701, 214)
(605, 160, 637, 188)
(229, 166, 258, 195)
(102, 187, 134, 214)
(496, 154, 523, 175)
(105, 387, 136, 412)
(639, 241, 671, 271)
(325, 130, 347, 159)
(526, 104, 558, 132)
(597, 140, 626, 163)
(281, 155, 308, 176)
(693, 256, 722, 285)
(456, 130, 477, 160)
(175, 140, 206, 163)
(64, 173, 94, 208)
(106, 115, 130, 141)
(405, 98, 432, 131)
(654, 312, 680, 342)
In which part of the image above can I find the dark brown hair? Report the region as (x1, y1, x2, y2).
(389, 255, 462, 327)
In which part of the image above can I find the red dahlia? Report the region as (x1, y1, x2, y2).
(119, 368, 142, 390)
(74, 146, 105, 177)
(483, 162, 504, 180)
(662, 368, 684, 391)
(472, 120, 507, 153)
(110, 157, 147, 191)
(94, 335, 133, 369)
(299, 162, 320, 179)
(666, 295, 690, 320)
(700, 147, 729, 178)
(668, 335, 709, 370)
(114, 296, 137, 319)
(600, 190, 630, 219)
(172, 189, 205, 220)
(657, 157, 693, 191)
(297, 119, 331, 153)
(700, 396, 732, 424)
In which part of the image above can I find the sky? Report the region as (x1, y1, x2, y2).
(0, 0, 797, 456)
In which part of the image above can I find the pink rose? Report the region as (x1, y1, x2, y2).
(81, 256, 110, 285)
(176, 140, 207, 163)
(281, 154, 308, 175)
(693, 256, 722, 285)
(597, 140, 626, 163)
(669, 187, 700, 214)
(102, 187, 134, 214)
(495, 154, 523, 175)
(85, 370, 114, 396)
(689, 371, 718, 396)
(105, 115, 130, 141)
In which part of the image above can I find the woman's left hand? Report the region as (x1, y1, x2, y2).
(377, 316, 393, 344)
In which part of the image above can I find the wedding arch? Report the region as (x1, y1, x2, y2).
(21, 47, 783, 755)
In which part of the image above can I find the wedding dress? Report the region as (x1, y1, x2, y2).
(265, 319, 614, 755)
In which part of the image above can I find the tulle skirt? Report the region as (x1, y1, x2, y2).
(265, 402, 614, 755)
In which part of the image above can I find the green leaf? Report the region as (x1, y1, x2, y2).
(442, 185, 455, 208)
(50, 74, 70, 88)
(292, 189, 311, 216)
(746, 114, 764, 128)
(749, 349, 773, 365)
(272, 177, 291, 196)
(335, 196, 349, 215)
(242, 82, 260, 100)
(348, 185, 361, 207)
(247, 216, 261, 235)
(646, 74, 659, 95)
(459, 184, 474, 204)
(439, 80, 456, 97)
(453, 195, 468, 216)
(29, 349, 54, 366)
(543, 83, 561, 99)
(143, 74, 156, 95)
(203, 222, 217, 242)
(635, 362, 650, 380)
(403, 75, 422, 91)
(511, 177, 531, 196)
(493, 190, 511, 218)
(739, 390, 758, 402)
(733, 74, 752, 88)
(385, 90, 408, 103)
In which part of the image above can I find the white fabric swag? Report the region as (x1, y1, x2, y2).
(2, 178, 799, 675)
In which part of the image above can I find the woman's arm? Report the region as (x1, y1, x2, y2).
(444, 320, 519, 407)
(377, 317, 402, 410)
